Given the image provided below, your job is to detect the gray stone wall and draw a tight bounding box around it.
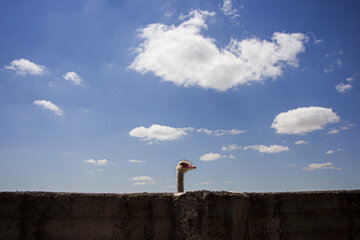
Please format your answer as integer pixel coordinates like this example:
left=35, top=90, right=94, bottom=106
left=0, top=190, right=359, bottom=240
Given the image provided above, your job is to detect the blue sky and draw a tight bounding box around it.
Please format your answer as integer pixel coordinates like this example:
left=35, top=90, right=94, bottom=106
left=1, top=0, right=359, bottom=193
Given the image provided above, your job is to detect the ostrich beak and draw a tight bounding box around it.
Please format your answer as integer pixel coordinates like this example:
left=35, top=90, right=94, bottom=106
left=186, top=164, right=196, bottom=169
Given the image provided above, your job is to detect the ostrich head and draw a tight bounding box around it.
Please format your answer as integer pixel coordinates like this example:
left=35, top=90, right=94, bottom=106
left=176, top=160, right=196, bottom=193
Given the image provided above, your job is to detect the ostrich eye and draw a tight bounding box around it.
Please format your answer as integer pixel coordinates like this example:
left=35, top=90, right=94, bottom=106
left=180, top=162, right=187, bottom=167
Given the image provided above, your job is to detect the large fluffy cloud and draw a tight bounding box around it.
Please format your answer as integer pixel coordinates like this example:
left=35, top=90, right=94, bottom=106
left=129, top=124, right=193, bottom=143
left=271, top=107, right=340, bottom=135
left=5, top=58, right=46, bottom=75
left=130, top=10, right=308, bottom=91
left=33, top=100, right=63, bottom=116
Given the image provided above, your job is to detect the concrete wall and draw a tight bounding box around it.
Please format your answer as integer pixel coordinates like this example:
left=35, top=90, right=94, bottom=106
left=0, top=190, right=359, bottom=240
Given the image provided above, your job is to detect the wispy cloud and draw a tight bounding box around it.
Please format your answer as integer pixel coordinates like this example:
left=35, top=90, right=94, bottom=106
left=271, top=106, right=340, bottom=135
left=63, top=72, right=83, bottom=86
left=328, top=122, right=355, bottom=134
left=130, top=10, right=308, bottom=91
left=311, top=32, right=323, bottom=45
left=198, top=181, right=215, bottom=185
left=222, top=144, right=242, bottom=151
left=83, top=158, right=108, bottom=166
left=302, top=162, right=341, bottom=171
left=326, top=150, right=335, bottom=154
left=5, top=58, right=46, bottom=75
left=129, top=176, right=155, bottom=186
left=128, top=159, right=146, bottom=163
left=33, top=100, right=63, bottom=116
left=220, top=0, right=241, bottom=19
left=243, top=144, right=289, bottom=154
left=196, top=128, right=246, bottom=136
left=295, top=140, right=309, bottom=145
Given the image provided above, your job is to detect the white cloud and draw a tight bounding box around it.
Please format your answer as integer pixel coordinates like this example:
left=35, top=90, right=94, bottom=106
left=271, top=106, right=340, bottom=135
left=196, top=128, right=213, bottom=135
left=295, top=140, right=309, bottom=145
left=328, top=128, right=340, bottom=134
left=335, top=83, right=352, bottom=93
left=311, top=32, right=323, bottom=45
left=220, top=0, right=240, bottom=18
left=196, top=128, right=246, bottom=136
left=227, top=154, right=236, bottom=159
left=302, top=162, right=341, bottom=171
left=214, top=129, right=246, bottom=136
left=326, top=150, right=335, bottom=154
left=5, top=58, right=46, bottom=75
left=129, top=176, right=155, bottom=186
left=198, top=181, right=215, bottom=185
left=83, top=158, right=108, bottom=166
left=63, top=72, right=83, bottom=86
left=243, top=144, right=289, bottom=153
left=33, top=100, right=63, bottom=116
left=224, top=181, right=236, bottom=184
left=129, top=124, right=193, bottom=143
left=200, top=152, right=225, bottom=162
left=130, top=10, right=308, bottom=91
left=346, top=77, right=354, bottom=82
left=128, top=159, right=146, bottom=163
left=222, top=144, right=241, bottom=151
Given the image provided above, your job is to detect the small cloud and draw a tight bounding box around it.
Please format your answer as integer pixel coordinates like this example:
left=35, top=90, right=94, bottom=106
left=200, top=152, right=225, bottom=162
left=302, top=162, right=341, bottom=171
left=196, top=128, right=213, bottom=135
left=63, top=72, right=83, bottom=86
left=5, top=58, right=46, bottom=75
left=214, top=129, right=246, bottom=136
left=295, top=140, right=309, bottom=145
left=129, top=176, right=155, bottom=186
left=129, top=124, right=193, bottom=143
left=227, top=154, right=235, bottom=159
left=326, top=150, right=335, bottom=154
left=222, top=144, right=242, bottom=151
left=83, top=158, right=108, bottom=166
left=220, top=0, right=241, bottom=18
left=128, top=159, right=146, bottom=163
left=288, top=163, right=296, bottom=167
left=48, top=82, right=55, bottom=88
left=243, top=144, right=289, bottom=154
left=164, top=11, right=173, bottom=18
left=167, top=185, right=176, bottom=188
left=271, top=106, right=340, bottom=135
left=33, top=100, right=63, bottom=116
left=311, top=32, right=323, bottom=45
left=198, top=181, right=215, bottom=185
left=196, top=128, right=246, bottom=136
left=335, top=83, right=352, bottom=93
left=328, top=128, right=340, bottom=134
left=224, top=181, right=236, bottom=184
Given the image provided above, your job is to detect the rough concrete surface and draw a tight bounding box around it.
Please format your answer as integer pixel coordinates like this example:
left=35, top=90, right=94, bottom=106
left=0, top=190, right=359, bottom=240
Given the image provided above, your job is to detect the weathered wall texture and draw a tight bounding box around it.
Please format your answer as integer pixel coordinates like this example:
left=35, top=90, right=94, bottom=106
left=0, top=190, right=359, bottom=240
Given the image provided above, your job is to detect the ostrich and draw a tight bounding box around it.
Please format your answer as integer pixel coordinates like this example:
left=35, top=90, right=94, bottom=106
left=176, top=160, right=196, bottom=193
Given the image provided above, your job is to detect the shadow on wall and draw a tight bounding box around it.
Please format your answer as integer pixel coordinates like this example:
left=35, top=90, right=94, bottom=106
left=0, top=190, right=359, bottom=240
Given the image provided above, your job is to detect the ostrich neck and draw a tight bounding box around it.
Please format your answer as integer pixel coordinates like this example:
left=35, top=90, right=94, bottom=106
left=176, top=170, right=184, bottom=193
